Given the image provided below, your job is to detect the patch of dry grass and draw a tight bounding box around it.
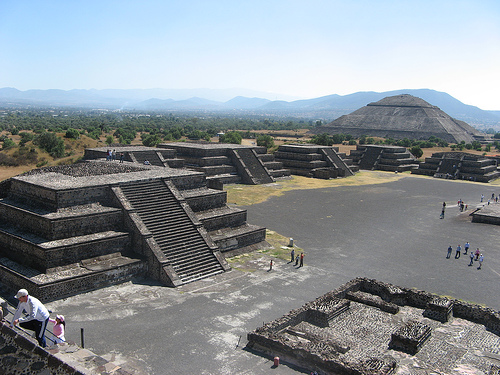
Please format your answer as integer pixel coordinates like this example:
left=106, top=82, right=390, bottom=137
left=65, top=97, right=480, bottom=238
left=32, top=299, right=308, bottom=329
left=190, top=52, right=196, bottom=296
left=226, top=229, right=303, bottom=271
left=225, top=171, right=410, bottom=206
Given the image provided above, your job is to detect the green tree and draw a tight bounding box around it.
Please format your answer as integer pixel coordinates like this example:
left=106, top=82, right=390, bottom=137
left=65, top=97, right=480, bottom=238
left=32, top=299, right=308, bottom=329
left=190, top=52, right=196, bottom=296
left=220, top=131, right=242, bottom=144
left=34, top=132, right=65, bottom=158
left=256, top=134, right=275, bottom=148
left=310, top=133, right=333, bottom=146
left=19, top=132, right=34, bottom=146
left=410, top=145, right=423, bottom=158
left=142, top=134, right=162, bottom=147
left=106, top=135, right=114, bottom=145
left=2, top=137, right=16, bottom=150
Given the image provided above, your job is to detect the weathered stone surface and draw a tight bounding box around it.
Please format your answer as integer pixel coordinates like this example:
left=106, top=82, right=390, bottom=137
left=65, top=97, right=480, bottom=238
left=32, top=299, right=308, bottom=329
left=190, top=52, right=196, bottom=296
left=247, top=277, right=500, bottom=374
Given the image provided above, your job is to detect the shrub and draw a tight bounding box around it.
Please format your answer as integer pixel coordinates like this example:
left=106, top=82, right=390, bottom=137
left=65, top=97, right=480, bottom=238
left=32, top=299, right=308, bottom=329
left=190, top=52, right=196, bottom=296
left=65, top=128, right=80, bottom=139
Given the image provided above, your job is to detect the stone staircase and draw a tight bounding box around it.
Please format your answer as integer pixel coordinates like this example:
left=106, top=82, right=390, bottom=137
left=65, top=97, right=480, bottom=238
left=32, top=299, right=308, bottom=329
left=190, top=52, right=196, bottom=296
left=230, top=148, right=274, bottom=184
left=357, top=146, right=384, bottom=170
left=320, top=148, right=355, bottom=177
left=130, top=150, right=165, bottom=167
left=119, top=180, right=224, bottom=284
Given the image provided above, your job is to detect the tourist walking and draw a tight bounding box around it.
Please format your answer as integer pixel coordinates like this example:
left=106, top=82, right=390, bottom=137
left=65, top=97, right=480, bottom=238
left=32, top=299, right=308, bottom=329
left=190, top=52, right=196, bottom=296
left=478, top=254, right=484, bottom=269
left=481, top=194, right=484, bottom=202
left=464, top=242, right=470, bottom=254
left=299, top=253, right=304, bottom=267
left=294, top=254, right=300, bottom=266
left=447, top=245, right=452, bottom=259
left=268, top=259, right=273, bottom=271
left=469, top=251, right=474, bottom=266
left=455, top=245, right=461, bottom=259
left=475, top=248, right=481, bottom=260
left=440, top=206, right=445, bottom=219
left=290, top=248, right=295, bottom=263
left=11, top=289, right=50, bottom=347
left=49, top=315, right=66, bottom=344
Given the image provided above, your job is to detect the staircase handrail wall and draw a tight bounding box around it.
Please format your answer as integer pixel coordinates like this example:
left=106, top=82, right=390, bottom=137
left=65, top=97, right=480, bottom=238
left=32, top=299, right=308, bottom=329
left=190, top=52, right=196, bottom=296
left=229, top=149, right=258, bottom=185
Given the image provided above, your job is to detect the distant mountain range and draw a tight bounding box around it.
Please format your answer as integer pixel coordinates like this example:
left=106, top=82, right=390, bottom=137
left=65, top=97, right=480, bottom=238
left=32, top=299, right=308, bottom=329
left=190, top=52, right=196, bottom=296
left=0, top=87, right=498, bottom=127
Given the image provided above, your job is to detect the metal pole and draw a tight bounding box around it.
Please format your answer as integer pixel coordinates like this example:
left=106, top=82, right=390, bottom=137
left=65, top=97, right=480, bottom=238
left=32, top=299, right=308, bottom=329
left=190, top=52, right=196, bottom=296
left=80, top=328, right=85, bottom=348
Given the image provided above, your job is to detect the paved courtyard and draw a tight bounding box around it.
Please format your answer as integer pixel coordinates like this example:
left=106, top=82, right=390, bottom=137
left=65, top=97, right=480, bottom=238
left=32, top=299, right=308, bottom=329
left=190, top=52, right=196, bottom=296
left=5, top=173, right=499, bottom=374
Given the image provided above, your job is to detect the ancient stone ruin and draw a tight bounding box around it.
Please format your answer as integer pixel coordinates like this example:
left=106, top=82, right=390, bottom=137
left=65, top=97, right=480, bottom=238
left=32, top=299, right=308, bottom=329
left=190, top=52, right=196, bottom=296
left=0, top=160, right=267, bottom=300
left=247, top=277, right=500, bottom=374
left=311, top=94, right=486, bottom=144
left=159, top=142, right=290, bottom=185
left=412, top=151, right=500, bottom=182
left=85, top=143, right=291, bottom=186
left=273, top=144, right=357, bottom=179
left=349, top=144, right=418, bottom=172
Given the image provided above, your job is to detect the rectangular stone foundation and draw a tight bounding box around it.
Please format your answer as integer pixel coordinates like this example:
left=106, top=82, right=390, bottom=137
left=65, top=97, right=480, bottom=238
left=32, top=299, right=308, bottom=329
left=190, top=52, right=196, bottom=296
left=423, top=297, right=453, bottom=322
left=389, top=320, right=431, bottom=355
left=305, top=298, right=350, bottom=327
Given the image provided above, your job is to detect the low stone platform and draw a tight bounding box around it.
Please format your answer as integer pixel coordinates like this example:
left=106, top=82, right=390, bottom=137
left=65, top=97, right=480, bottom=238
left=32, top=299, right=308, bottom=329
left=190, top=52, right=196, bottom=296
left=247, top=278, right=500, bottom=375
left=471, top=204, right=500, bottom=225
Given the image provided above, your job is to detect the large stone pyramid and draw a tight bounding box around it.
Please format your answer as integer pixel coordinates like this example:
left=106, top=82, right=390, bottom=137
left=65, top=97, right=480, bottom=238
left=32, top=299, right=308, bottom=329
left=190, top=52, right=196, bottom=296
left=311, top=94, right=484, bottom=143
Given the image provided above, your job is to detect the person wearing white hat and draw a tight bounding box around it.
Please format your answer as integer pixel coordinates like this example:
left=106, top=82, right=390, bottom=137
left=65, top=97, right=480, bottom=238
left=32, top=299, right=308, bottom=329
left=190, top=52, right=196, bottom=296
left=11, top=289, right=50, bottom=347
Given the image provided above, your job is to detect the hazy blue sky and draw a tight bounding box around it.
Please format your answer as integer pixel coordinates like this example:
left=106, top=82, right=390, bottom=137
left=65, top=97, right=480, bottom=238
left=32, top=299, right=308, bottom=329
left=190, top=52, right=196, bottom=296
left=1, top=0, right=499, bottom=109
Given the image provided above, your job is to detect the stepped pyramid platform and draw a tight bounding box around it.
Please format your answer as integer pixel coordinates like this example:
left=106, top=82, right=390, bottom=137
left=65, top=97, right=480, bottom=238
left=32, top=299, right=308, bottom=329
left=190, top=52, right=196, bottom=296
left=412, top=152, right=500, bottom=182
left=349, top=144, right=419, bottom=172
left=159, top=142, right=290, bottom=185
left=274, top=144, right=356, bottom=179
left=0, top=161, right=267, bottom=300
left=311, top=94, right=485, bottom=144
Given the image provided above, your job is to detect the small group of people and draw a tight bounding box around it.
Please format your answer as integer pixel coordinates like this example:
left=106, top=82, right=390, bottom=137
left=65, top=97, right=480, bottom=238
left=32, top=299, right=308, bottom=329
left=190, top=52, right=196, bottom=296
left=457, top=199, right=467, bottom=212
left=290, top=248, right=305, bottom=267
left=441, top=199, right=469, bottom=218
left=105, top=149, right=116, bottom=161
left=9, top=289, right=66, bottom=347
left=446, top=243, right=484, bottom=269
left=480, top=193, right=499, bottom=205
left=106, top=149, right=125, bottom=162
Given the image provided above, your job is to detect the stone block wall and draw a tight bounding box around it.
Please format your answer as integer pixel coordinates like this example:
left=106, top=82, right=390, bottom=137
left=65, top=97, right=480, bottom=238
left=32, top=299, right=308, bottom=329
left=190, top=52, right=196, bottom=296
left=183, top=191, right=227, bottom=212
left=0, top=202, right=123, bottom=241
left=0, top=257, right=146, bottom=302
left=0, top=322, right=85, bottom=375
left=0, top=230, right=131, bottom=272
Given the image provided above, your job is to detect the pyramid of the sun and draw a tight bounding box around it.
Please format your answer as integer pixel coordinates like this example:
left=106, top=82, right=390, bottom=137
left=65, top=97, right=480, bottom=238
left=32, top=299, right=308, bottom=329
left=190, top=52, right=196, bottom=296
left=311, top=94, right=484, bottom=143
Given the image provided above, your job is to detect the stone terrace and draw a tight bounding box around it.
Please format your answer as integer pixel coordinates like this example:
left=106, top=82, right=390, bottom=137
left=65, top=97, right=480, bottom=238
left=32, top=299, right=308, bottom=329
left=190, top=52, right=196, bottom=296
left=274, top=144, right=356, bottom=179
left=412, top=151, right=500, bottom=183
left=160, top=142, right=290, bottom=185
left=0, top=161, right=266, bottom=300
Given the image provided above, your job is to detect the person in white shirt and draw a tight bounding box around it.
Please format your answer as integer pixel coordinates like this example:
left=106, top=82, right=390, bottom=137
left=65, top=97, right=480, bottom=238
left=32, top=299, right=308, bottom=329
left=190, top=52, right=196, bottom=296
left=11, top=289, right=50, bottom=347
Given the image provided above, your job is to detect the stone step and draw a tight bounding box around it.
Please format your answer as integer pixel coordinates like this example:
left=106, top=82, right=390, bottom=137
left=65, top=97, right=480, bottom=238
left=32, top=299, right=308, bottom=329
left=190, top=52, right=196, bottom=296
left=120, top=181, right=224, bottom=285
